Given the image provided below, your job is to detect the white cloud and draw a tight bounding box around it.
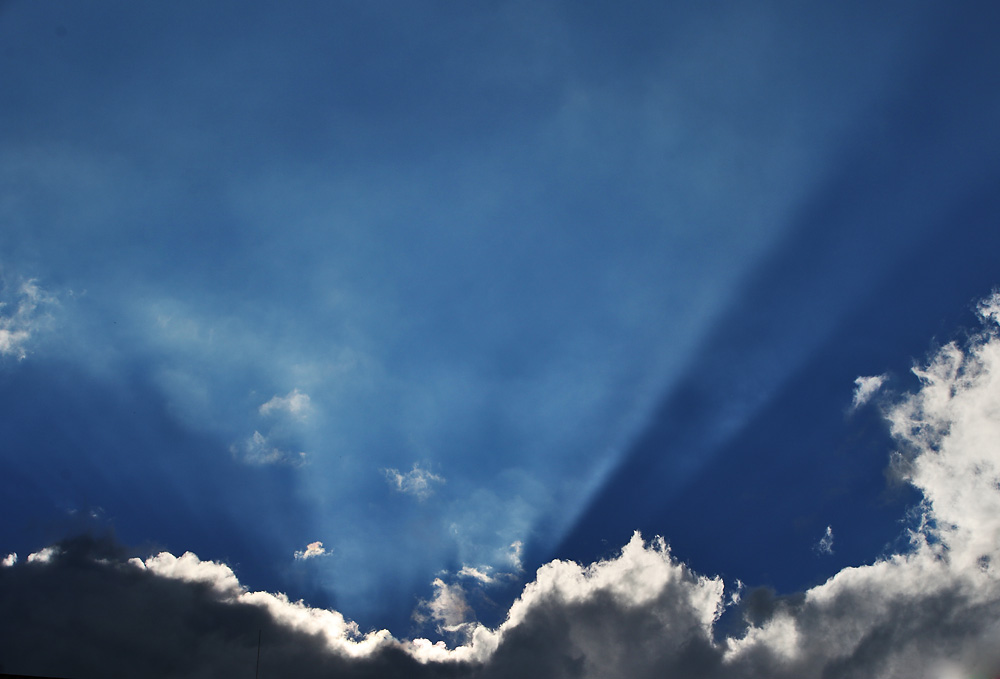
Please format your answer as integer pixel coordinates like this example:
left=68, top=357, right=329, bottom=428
left=26, top=546, right=59, bottom=564
left=507, top=540, right=524, bottom=572
left=132, top=549, right=394, bottom=659
left=230, top=431, right=307, bottom=466
left=814, top=525, right=834, bottom=555
left=1, top=552, right=16, bottom=567
left=457, top=565, right=496, bottom=585
left=415, top=578, right=474, bottom=633
left=9, top=293, right=1000, bottom=678
left=383, top=463, right=444, bottom=500
left=294, top=541, right=329, bottom=561
left=0, top=277, right=56, bottom=360
left=260, top=388, right=313, bottom=420
left=851, top=373, right=887, bottom=410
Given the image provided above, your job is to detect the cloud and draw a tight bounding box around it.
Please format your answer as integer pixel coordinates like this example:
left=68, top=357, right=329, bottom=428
left=850, top=373, right=887, bottom=410
left=415, top=578, right=474, bottom=634
left=1, top=553, right=15, bottom=567
left=457, top=565, right=496, bottom=585
left=507, top=540, right=524, bottom=572
left=260, top=388, right=313, bottom=420
left=383, top=464, right=445, bottom=500
left=814, top=525, right=834, bottom=555
left=25, top=546, right=59, bottom=564
left=294, top=541, right=329, bottom=561
left=4, top=294, right=1000, bottom=678
left=0, top=277, right=56, bottom=360
left=231, top=431, right=307, bottom=466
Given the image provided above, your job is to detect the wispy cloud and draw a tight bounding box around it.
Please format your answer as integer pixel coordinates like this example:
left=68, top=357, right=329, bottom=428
left=814, top=525, right=834, bottom=555
left=413, top=578, right=475, bottom=639
left=294, top=541, right=329, bottom=561
left=457, top=565, right=496, bottom=585
left=260, top=388, right=313, bottom=420
left=851, top=373, right=888, bottom=410
left=230, top=431, right=307, bottom=466
left=383, top=464, right=444, bottom=500
left=0, top=277, right=56, bottom=360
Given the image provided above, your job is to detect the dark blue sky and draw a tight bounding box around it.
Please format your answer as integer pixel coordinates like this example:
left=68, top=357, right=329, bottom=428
left=2, top=0, right=1000, bottom=637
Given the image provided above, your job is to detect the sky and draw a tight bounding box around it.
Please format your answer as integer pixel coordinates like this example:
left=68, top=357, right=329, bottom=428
left=2, top=1, right=1000, bottom=677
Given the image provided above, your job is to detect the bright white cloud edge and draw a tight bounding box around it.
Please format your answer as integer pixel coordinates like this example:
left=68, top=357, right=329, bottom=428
left=13, top=293, right=1000, bottom=677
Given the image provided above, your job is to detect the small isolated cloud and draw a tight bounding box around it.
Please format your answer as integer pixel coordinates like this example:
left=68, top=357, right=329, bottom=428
left=231, top=431, right=307, bottom=466
left=260, top=388, right=313, bottom=420
left=851, top=373, right=888, bottom=410
left=26, top=546, right=59, bottom=564
left=0, top=277, right=56, bottom=360
left=294, top=541, right=328, bottom=561
left=383, top=464, right=444, bottom=500
left=1, top=553, right=16, bottom=567
left=814, top=525, right=834, bottom=555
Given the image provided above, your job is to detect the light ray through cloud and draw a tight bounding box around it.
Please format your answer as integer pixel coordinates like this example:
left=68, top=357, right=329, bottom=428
left=2, top=1, right=1000, bottom=668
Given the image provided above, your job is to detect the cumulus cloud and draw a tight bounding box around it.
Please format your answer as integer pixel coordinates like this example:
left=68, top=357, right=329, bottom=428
left=383, top=463, right=445, bottom=500
left=294, top=541, right=329, bottom=560
left=814, top=525, right=834, bottom=555
left=851, top=373, right=887, bottom=410
left=5, top=294, right=1000, bottom=678
left=0, top=277, right=56, bottom=360
left=1, top=552, right=16, bottom=567
left=231, top=430, right=307, bottom=466
left=260, top=388, right=313, bottom=420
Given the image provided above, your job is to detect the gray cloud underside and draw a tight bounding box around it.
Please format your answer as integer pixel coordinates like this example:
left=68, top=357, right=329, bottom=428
left=4, top=295, right=1000, bottom=679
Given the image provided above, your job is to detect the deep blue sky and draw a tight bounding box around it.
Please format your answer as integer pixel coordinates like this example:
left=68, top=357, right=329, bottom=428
left=2, top=0, right=1000, bottom=636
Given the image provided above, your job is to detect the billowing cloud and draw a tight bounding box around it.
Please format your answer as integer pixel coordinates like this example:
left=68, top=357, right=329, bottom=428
left=294, top=541, right=328, bottom=561
left=851, top=373, right=887, bottom=410
left=0, top=277, right=55, bottom=360
left=260, top=388, right=313, bottom=420
left=383, top=464, right=445, bottom=500
left=5, top=295, right=1000, bottom=678
left=1, top=553, right=15, bottom=567
left=814, top=525, right=834, bottom=555
left=231, top=430, right=307, bottom=466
